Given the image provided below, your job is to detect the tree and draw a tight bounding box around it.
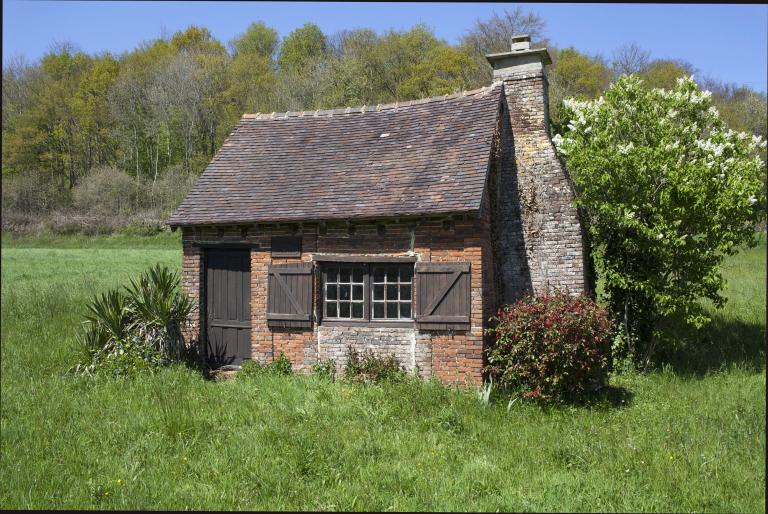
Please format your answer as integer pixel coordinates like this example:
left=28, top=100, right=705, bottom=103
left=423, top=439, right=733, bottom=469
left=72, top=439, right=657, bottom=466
left=548, top=47, right=612, bottom=130
left=278, top=23, right=330, bottom=71
left=229, top=21, right=279, bottom=60
left=273, top=23, right=332, bottom=110
left=641, top=59, right=696, bottom=90
left=460, top=7, right=548, bottom=88
left=553, top=75, right=766, bottom=363
left=611, top=42, right=650, bottom=77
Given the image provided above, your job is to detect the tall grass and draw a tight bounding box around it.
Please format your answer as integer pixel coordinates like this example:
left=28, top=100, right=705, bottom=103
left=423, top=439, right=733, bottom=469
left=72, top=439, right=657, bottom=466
left=0, top=234, right=764, bottom=511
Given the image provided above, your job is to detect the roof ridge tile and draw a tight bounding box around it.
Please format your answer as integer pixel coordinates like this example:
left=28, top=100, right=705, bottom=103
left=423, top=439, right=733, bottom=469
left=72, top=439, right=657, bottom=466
left=240, top=82, right=503, bottom=122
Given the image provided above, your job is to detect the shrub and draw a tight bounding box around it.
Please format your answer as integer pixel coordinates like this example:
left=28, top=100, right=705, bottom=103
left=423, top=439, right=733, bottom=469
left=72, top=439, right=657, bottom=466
left=269, top=353, right=293, bottom=376
left=237, top=359, right=263, bottom=379
left=237, top=353, right=293, bottom=379
left=72, top=166, right=142, bottom=217
left=342, top=346, right=406, bottom=384
left=485, top=291, right=613, bottom=402
left=73, top=264, right=195, bottom=377
left=147, top=165, right=200, bottom=216
left=312, top=358, right=336, bottom=381
left=1, top=170, right=70, bottom=213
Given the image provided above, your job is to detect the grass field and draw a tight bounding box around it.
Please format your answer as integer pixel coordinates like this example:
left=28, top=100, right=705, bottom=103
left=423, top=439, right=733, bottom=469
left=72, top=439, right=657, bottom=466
left=1, top=233, right=765, bottom=511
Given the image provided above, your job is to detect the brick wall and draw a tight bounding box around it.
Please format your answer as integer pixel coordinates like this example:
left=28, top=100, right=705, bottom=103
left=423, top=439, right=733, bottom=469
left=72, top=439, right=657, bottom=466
left=181, top=241, right=202, bottom=345
left=180, top=216, right=493, bottom=386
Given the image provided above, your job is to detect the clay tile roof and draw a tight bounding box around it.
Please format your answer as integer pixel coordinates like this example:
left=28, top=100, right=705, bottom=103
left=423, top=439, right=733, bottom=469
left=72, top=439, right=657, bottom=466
left=168, top=82, right=504, bottom=226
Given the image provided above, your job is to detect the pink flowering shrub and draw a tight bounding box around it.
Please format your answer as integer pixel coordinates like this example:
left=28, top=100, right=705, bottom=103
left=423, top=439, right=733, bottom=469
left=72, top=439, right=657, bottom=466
left=485, top=291, right=613, bottom=402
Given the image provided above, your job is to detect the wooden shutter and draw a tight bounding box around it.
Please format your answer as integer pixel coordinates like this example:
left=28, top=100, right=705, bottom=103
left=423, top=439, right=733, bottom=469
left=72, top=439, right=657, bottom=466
left=415, top=262, right=470, bottom=330
left=267, top=262, right=313, bottom=328
left=271, top=236, right=302, bottom=258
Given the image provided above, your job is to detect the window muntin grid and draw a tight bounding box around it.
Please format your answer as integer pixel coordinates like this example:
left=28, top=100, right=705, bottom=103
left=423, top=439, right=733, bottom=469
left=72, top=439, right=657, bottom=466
left=321, top=263, right=414, bottom=323
left=371, top=265, right=413, bottom=320
left=323, top=265, right=365, bottom=319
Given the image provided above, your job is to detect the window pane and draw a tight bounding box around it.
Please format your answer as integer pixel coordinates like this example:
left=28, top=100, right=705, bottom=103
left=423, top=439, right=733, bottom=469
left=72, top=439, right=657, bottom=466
left=352, top=285, right=363, bottom=300
left=386, top=266, right=398, bottom=282
left=340, top=268, right=350, bottom=283
left=373, top=267, right=385, bottom=282
left=327, top=267, right=338, bottom=282
left=400, top=284, right=411, bottom=300
left=352, top=302, right=363, bottom=318
left=400, top=303, right=411, bottom=319
left=327, top=302, right=337, bottom=318
left=386, top=284, right=397, bottom=300
left=339, top=302, right=350, bottom=318
left=339, top=285, right=350, bottom=300
left=352, top=267, right=364, bottom=283
left=386, top=302, right=398, bottom=318
left=326, top=284, right=337, bottom=300
left=373, top=303, right=384, bottom=318
left=373, top=285, right=384, bottom=300
left=401, top=266, right=413, bottom=282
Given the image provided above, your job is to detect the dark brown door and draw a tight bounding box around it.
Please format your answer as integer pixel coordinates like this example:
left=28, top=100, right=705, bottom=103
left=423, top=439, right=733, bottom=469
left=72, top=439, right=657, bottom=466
left=205, top=249, right=251, bottom=366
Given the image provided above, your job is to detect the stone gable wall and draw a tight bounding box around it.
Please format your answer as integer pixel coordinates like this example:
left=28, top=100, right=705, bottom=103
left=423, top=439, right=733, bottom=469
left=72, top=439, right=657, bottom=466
left=500, top=72, right=587, bottom=295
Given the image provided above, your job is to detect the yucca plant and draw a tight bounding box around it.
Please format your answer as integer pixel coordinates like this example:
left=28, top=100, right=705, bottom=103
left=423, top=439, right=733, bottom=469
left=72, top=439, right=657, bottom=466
left=82, top=289, right=133, bottom=349
left=74, top=264, right=195, bottom=376
left=125, top=264, right=192, bottom=360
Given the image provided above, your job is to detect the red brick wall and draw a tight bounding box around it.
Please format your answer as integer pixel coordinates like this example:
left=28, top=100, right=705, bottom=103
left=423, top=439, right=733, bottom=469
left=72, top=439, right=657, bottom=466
left=180, top=216, right=497, bottom=386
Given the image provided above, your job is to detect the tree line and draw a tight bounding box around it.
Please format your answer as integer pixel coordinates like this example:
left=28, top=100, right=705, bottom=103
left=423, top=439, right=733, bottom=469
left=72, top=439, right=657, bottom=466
left=2, top=8, right=766, bottom=234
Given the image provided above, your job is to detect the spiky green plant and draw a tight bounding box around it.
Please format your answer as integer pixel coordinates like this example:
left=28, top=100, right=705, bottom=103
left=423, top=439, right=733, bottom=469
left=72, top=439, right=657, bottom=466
left=125, top=264, right=192, bottom=360
left=74, top=264, right=195, bottom=375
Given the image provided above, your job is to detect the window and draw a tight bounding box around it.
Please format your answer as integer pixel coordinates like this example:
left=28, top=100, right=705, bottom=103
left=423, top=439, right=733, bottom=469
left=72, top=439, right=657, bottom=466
left=371, top=265, right=412, bottom=320
left=323, top=264, right=365, bottom=319
left=321, top=263, right=414, bottom=323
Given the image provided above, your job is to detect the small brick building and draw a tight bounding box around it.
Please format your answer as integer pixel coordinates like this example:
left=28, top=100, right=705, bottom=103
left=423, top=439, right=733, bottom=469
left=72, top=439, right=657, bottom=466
left=169, top=37, right=587, bottom=385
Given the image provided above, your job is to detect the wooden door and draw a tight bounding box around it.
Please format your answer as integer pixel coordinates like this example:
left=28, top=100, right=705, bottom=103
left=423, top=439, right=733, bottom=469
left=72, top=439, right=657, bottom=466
left=205, top=248, right=251, bottom=366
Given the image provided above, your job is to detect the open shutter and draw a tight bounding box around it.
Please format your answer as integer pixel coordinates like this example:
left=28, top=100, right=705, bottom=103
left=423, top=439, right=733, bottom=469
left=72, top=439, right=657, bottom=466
left=267, top=262, right=313, bottom=328
left=415, top=262, right=471, bottom=331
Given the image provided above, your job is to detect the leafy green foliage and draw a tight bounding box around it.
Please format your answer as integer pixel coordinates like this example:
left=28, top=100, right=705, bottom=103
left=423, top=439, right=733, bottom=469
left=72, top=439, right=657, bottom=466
left=237, top=359, right=263, bottom=379
left=237, top=353, right=293, bottom=380
left=230, top=22, right=279, bottom=59
left=278, top=23, right=329, bottom=71
left=311, top=358, right=336, bottom=381
left=486, top=291, right=613, bottom=402
left=2, top=10, right=766, bottom=238
left=270, top=353, right=293, bottom=376
left=555, top=75, right=766, bottom=361
left=74, top=264, right=194, bottom=376
left=342, top=346, right=407, bottom=384
left=548, top=47, right=612, bottom=129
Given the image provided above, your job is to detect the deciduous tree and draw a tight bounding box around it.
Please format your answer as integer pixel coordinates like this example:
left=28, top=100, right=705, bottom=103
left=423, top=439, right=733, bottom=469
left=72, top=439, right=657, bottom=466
left=554, top=75, right=766, bottom=363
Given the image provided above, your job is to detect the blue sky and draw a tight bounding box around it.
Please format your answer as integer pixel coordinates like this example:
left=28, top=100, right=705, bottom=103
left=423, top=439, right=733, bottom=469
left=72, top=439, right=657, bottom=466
left=3, top=2, right=767, bottom=92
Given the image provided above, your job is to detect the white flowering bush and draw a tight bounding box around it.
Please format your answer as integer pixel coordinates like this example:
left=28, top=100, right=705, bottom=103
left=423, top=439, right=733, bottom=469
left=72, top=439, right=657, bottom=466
left=555, top=75, right=766, bottom=362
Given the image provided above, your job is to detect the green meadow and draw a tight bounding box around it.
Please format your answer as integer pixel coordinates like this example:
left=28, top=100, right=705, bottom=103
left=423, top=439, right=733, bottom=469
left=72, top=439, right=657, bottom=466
left=1, top=233, right=764, bottom=511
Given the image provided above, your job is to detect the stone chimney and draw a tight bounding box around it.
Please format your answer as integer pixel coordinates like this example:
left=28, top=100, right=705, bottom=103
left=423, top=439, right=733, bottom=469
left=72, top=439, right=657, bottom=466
left=485, top=34, right=552, bottom=134
left=485, top=35, right=588, bottom=297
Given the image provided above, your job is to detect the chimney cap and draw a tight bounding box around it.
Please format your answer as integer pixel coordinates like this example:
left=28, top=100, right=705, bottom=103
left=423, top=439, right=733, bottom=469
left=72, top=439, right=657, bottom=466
left=485, top=39, right=552, bottom=68
left=510, top=34, right=531, bottom=51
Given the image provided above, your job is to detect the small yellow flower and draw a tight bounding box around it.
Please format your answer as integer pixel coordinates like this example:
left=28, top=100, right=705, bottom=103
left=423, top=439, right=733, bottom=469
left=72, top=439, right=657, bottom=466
left=116, top=479, right=123, bottom=485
